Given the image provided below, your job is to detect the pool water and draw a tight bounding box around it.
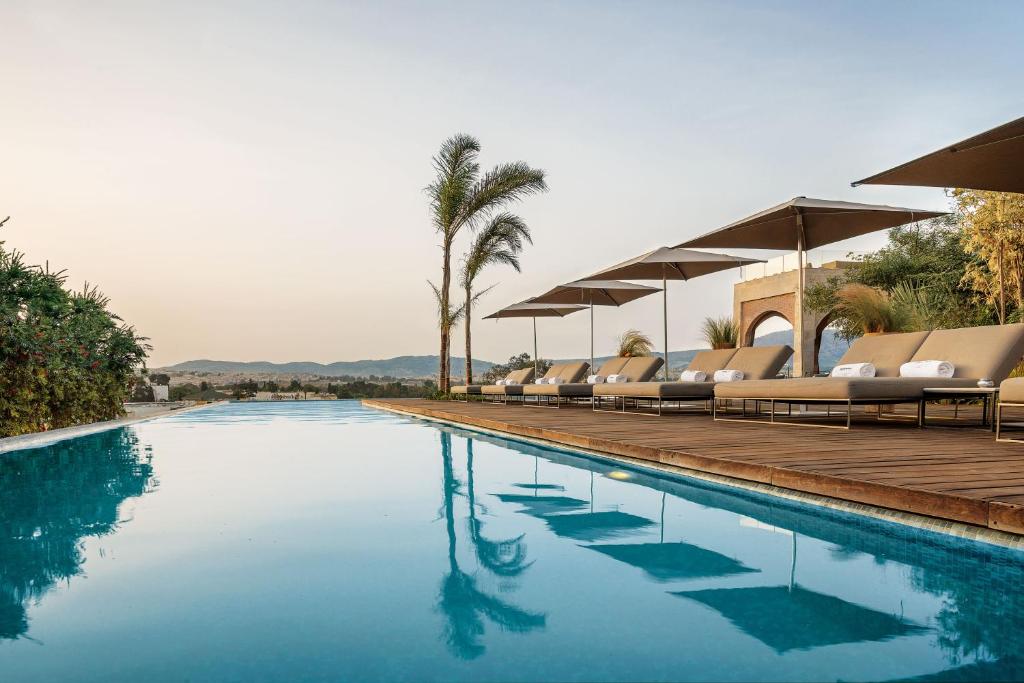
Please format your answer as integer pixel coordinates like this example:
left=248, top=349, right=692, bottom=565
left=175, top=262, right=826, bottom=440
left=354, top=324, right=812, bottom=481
left=1, top=401, right=1022, bottom=682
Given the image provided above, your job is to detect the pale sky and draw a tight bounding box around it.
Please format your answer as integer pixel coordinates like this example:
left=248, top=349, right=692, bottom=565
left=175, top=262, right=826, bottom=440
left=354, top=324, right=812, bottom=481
left=3, top=1, right=1022, bottom=368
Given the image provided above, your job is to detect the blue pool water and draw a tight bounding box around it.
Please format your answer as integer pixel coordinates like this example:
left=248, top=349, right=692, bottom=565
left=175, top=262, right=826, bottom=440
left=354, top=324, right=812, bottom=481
left=1, top=401, right=1023, bottom=682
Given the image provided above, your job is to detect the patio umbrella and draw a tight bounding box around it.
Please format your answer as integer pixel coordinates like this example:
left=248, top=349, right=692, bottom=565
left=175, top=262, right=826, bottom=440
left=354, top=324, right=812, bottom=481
left=853, top=115, right=1024, bottom=194
left=678, top=197, right=945, bottom=352
left=584, top=247, right=763, bottom=380
left=483, top=302, right=587, bottom=377
left=530, top=280, right=661, bottom=372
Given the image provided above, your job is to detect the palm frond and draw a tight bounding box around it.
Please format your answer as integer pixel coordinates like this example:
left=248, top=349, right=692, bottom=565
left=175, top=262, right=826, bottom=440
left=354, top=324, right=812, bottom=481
left=426, top=134, right=481, bottom=236
left=460, top=213, right=532, bottom=289
left=458, top=163, right=547, bottom=231
left=429, top=280, right=466, bottom=329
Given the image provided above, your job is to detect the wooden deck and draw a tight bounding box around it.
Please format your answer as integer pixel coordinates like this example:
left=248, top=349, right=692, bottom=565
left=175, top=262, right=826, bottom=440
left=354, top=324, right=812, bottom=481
left=363, top=398, right=1024, bottom=536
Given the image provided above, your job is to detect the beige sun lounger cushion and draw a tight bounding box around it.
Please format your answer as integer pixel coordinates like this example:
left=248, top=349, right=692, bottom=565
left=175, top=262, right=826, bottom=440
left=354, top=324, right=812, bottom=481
left=480, top=367, right=537, bottom=395
left=909, top=323, right=1024, bottom=382
left=684, top=349, right=738, bottom=376
left=716, top=324, right=1024, bottom=401
left=524, top=358, right=627, bottom=397
left=834, top=331, right=930, bottom=377
left=453, top=366, right=537, bottom=394
left=1000, top=377, right=1024, bottom=403
left=594, top=345, right=792, bottom=399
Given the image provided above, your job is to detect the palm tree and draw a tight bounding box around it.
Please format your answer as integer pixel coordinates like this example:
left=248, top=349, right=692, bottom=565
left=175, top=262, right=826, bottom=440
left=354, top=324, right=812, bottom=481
left=427, top=135, right=547, bottom=392
left=460, top=213, right=532, bottom=384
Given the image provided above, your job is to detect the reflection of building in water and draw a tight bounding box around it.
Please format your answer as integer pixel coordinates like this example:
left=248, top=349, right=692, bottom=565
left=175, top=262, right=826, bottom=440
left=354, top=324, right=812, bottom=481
left=0, top=429, right=155, bottom=640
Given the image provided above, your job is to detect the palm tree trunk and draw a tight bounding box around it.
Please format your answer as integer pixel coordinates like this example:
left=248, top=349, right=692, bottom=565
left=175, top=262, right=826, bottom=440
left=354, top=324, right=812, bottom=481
left=464, top=284, right=473, bottom=385
left=439, top=241, right=452, bottom=392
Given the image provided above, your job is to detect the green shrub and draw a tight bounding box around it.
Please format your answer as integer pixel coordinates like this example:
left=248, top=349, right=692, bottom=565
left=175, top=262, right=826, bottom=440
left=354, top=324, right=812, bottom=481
left=0, top=227, right=149, bottom=436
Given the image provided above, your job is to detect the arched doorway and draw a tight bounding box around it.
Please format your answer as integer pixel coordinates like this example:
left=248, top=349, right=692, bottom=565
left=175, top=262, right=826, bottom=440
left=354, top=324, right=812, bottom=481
left=744, top=310, right=793, bottom=347
left=746, top=310, right=795, bottom=376
left=814, top=312, right=850, bottom=375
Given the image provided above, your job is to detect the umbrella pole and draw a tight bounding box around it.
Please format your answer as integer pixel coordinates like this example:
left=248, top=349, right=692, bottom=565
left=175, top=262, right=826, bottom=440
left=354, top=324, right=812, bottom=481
left=795, top=211, right=807, bottom=378
left=590, top=302, right=595, bottom=373
left=662, top=269, right=669, bottom=381
left=533, top=316, right=539, bottom=376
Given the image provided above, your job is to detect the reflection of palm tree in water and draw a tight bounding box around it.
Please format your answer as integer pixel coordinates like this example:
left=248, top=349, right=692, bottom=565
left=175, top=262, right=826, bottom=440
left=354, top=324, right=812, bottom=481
left=465, top=440, right=531, bottom=577
left=0, top=429, right=155, bottom=640
left=436, top=432, right=545, bottom=659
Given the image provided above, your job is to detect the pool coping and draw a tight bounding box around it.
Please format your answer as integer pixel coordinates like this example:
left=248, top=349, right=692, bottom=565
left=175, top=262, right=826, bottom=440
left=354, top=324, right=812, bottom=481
left=365, top=399, right=1024, bottom=551
left=0, top=401, right=227, bottom=454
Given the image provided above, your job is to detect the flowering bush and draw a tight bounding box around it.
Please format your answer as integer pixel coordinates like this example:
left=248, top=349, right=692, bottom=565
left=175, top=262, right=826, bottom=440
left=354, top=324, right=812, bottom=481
left=0, top=228, right=149, bottom=437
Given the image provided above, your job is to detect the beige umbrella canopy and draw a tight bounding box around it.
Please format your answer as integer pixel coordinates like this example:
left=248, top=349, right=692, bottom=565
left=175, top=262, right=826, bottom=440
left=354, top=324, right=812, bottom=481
left=530, top=280, right=661, bottom=372
left=584, top=247, right=763, bottom=380
left=853, top=115, right=1024, bottom=194
left=483, top=302, right=587, bottom=376
left=678, top=197, right=946, bottom=336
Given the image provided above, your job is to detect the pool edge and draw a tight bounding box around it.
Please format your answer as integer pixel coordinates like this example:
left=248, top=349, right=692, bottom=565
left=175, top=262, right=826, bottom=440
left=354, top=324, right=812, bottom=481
left=0, top=401, right=229, bottom=454
left=364, top=399, right=1024, bottom=551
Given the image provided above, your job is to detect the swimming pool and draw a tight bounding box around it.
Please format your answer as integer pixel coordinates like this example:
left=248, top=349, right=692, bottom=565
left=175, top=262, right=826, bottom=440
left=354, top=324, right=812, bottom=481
left=1, top=401, right=1021, bottom=682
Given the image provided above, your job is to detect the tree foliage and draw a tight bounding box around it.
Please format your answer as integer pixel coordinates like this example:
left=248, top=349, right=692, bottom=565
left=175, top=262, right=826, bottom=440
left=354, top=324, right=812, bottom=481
left=805, top=217, right=994, bottom=339
left=0, top=225, right=150, bottom=436
left=481, top=352, right=550, bottom=383
left=954, top=189, right=1024, bottom=322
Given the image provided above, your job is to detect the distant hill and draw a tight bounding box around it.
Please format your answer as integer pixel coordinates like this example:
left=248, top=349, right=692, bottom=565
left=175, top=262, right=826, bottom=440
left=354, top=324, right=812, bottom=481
left=160, top=355, right=493, bottom=379
left=162, top=331, right=850, bottom=380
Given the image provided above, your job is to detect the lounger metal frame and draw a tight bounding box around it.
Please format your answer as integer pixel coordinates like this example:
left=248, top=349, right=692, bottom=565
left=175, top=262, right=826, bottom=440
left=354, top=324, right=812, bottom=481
left=593, top=394, right=712, bottom=416
left=996, top=401, right=1024, bottom=443
left=712, top=397, right=924, bottom=430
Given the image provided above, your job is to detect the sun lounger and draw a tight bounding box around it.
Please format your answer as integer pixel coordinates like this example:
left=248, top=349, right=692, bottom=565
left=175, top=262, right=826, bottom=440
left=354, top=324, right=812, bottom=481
left=474, top=367, right=537, bottom=403
left=524, top=358, right=663, bottom=407
left=593, top=345, right=793, bottom=415
left=997, top=377, right=1024, bottom=442
left=482, top=363, right=581, bottom=403
left=715, top=324, right=1024, bottom=429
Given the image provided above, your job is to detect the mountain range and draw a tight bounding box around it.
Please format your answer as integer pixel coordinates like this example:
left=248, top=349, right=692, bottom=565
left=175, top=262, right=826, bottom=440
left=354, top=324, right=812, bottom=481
left=160, top=330, right=849, bottom=379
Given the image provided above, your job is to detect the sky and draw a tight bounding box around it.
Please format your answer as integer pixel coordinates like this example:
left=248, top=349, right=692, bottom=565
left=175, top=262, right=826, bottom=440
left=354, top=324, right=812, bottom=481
left=2, top=0, right=1023, bottom=368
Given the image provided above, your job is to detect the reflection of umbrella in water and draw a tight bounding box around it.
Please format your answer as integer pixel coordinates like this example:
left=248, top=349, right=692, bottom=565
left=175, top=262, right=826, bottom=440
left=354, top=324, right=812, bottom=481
left=513, top=456, right=564, bottom=492
left=492, top=493, right=589, bottom=516
left=540, top=472, right=654, bottom=542
left=673, top=526, right=924, bottom=653
left=585, top=493, right=759, bottom=582
left=673, top=584, right=926, bottom=653
left=496, top=470, right=654, bottom=541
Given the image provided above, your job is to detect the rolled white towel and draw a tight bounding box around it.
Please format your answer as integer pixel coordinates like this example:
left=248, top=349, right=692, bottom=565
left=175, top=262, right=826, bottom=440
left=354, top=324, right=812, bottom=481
left=606, top=374, right=628, bottom=383
left=830, top=362, right=876, bottom=378
left=495, top=379, right=506, bottom=386
left=534, top=378, right=548, bottom=384
left=587, top=374, right=605, bottom=384
left=900, top=360, right=955, bottom=378
left=548, top=377, right=566, bottom=385
left=679, top=370, right=707, bottom=383
left=504, top=380, right=520, bottom=386
left=713, top=369, right=744, bottom=383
